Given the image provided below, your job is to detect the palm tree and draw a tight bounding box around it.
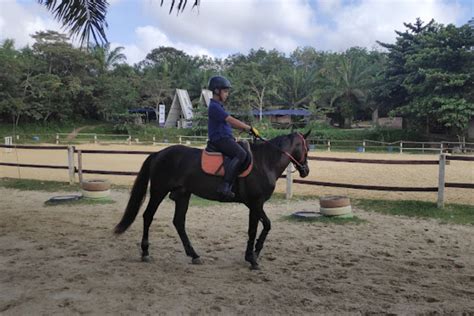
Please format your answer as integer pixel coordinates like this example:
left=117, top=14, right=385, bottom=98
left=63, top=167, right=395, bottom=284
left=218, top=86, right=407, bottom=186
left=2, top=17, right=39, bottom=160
left=37, top=0, right=200, bottom=48
left=325, top=53, right=372, bottom=128
left=90, top=43, right=126, bottom=72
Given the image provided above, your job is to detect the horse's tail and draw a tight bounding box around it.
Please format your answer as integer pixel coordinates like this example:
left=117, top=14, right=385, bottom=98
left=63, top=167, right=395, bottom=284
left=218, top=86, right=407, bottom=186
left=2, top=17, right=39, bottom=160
left=114, top=154, right=153, bottom=234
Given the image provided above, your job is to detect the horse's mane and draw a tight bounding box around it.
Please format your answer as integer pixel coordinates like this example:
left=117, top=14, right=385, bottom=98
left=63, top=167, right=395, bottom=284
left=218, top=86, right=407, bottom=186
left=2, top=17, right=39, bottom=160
left=250, top=134, right=294, bottom=165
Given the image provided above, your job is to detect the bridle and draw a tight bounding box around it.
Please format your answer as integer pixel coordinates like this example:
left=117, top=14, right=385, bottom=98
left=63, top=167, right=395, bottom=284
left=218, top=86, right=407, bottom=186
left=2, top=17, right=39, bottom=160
left=255, top=132, right=308, bottom=171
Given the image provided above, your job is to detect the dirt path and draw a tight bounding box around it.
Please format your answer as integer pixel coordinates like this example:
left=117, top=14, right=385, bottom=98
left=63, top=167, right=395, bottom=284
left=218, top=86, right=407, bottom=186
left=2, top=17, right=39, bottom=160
left=65, top=126, right=94, bottom=141
left=0, top=188, right=473, bottom=314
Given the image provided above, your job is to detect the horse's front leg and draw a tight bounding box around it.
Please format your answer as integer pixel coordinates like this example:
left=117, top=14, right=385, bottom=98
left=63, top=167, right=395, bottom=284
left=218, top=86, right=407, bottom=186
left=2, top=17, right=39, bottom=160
left=245, top=207, right=261, bottom=270
left=255, top=210, right=271, bottom=258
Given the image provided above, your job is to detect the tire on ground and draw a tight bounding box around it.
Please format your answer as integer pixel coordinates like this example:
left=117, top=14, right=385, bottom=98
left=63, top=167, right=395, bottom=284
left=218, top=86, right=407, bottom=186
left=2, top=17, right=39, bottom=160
left=320, top=205, right=352, bottom=216
left=319, top=195, right=350, bottom=208
left=81, top=189, right=111, bottom=199
left=81, top=179, right=110, bottom=191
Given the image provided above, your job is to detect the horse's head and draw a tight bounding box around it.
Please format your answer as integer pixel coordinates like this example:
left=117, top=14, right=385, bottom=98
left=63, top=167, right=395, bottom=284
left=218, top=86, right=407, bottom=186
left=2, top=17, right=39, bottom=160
left=289, top=130, right=311, bottom=178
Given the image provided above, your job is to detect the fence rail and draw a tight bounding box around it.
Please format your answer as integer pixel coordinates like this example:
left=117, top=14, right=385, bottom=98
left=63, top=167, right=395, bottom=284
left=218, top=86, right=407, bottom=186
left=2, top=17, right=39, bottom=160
left=1, top=143, right=473, bottom=208
left=3, top=132, right=474, bottom=154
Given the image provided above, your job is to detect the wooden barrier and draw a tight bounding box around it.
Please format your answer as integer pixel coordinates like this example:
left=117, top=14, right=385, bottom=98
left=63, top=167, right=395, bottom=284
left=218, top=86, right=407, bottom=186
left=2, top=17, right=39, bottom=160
left=1, top=144, right=473, bottom=209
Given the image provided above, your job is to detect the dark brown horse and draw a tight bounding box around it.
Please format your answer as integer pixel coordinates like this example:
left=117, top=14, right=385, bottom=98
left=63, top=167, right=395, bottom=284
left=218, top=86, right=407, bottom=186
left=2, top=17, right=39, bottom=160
left=114, top=131, right=311, bottom=269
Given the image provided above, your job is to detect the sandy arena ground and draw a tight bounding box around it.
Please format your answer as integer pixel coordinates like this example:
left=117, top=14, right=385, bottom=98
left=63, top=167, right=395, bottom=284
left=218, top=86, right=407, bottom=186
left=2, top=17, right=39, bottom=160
left=0, top=187, right=473, bottom=314
left=1, top=143, right=473, bottom=204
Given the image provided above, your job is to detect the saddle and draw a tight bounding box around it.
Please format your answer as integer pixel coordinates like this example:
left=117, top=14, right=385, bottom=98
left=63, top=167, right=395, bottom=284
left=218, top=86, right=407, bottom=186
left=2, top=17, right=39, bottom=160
left=201, top=140, right=253, bottom=177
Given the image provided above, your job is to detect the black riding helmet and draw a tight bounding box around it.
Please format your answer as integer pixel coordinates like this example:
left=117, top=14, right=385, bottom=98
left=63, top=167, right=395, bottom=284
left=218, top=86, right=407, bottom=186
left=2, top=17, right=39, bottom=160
left=208, top=76, right=231, bottom=94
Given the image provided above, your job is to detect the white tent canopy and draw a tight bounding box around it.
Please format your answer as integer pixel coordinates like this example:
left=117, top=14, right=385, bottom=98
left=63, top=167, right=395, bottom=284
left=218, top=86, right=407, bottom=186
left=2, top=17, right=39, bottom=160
left=164, top=89, right=194, bottom=128
left=199, top=89, right=212, bottom=107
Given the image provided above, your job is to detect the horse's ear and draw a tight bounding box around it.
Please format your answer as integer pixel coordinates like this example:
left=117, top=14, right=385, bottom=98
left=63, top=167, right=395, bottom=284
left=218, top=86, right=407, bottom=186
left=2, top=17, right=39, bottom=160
left=303, top=129, right=311, bottom=139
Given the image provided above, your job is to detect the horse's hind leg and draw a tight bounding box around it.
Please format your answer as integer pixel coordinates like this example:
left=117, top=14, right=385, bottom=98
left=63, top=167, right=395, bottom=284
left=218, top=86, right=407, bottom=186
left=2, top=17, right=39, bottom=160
left=141, top=190, right=167, bottom=262
left=172, top=191, right=201, bottom=264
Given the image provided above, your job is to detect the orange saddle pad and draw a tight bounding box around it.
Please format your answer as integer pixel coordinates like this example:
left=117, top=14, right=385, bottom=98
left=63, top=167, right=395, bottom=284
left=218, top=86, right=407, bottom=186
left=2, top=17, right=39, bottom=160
left=201, top=150, right=253, bottom=177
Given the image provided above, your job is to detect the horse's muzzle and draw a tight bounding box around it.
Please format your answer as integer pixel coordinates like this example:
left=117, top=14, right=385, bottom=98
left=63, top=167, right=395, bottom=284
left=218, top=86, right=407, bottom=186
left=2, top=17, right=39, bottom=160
left=298, top=165, right=309, bottom=178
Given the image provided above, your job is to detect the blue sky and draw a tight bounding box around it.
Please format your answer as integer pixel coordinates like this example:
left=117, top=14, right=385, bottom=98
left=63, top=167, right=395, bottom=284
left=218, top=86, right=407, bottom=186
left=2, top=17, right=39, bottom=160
left=1, top=0, right=472, bottom=64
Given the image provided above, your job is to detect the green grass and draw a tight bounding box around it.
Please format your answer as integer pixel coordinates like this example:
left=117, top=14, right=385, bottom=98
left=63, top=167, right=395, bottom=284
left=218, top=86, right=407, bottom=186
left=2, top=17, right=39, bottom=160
left=281, top=214, right=366, bottom=224
left=1, top=121, right=430, bottom=145
left=44, top=197, right=115, bottom=207
left=355, top=199, right=474, bottom=225
left=189, top=195, right=220, bottom=207
left=0, top=178, right=81, bottom=192
left=3, top=179, right=472, bottom=226
left=0, top=178, right=128, bottom=193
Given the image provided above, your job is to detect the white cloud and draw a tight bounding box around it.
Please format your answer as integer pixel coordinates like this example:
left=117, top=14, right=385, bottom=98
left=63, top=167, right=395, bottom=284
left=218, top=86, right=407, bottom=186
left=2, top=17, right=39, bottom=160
left=318, top=0, right=466, bottom=51
left=116, top=25, right=214, bottom=65
left=0, top=0, right=62, bottom=48
left=142, top=0, right=318, bottom=55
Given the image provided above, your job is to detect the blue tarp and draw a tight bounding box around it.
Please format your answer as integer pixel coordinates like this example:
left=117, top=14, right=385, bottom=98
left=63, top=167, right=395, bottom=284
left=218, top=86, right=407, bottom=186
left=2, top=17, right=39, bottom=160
left=251, top=109, right=311, bottom=116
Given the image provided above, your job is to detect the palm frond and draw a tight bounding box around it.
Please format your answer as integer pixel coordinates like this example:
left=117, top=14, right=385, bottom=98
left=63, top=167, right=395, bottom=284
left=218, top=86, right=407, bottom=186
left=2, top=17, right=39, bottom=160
left=38, top=0, right=108, bottom=48
left=163, top=0, right=200, bottom=14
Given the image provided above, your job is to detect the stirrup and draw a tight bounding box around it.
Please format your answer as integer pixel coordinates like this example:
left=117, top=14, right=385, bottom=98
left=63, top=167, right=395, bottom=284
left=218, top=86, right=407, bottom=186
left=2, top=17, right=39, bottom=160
left=217, top=183, right=235, bottom=198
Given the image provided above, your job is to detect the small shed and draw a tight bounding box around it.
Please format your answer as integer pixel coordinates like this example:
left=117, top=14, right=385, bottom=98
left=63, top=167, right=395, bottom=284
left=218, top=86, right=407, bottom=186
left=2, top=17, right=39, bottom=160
left=165, top=89, right=194, bottom=128
left=128, top=107, right=157, bottom=123
left=251, top=109, right=311, bottom=126
left=199, top=89, right=212, bottom=107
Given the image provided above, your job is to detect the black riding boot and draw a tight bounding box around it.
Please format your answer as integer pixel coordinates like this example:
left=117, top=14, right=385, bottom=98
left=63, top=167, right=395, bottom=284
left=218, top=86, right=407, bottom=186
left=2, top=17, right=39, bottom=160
left=217, top=157, right=241, bottom=199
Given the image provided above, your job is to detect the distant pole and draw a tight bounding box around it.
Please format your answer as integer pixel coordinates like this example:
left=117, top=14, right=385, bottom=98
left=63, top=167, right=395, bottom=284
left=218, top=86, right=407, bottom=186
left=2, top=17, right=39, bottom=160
left=286, top=164, right=293, bottom=199
left=77, top=150, right=83, bottom=185
left=437, top=154, right=446, bottom=209
left=327, top=140, right=331, bottom=152
left=67, top=146, right=75, bottom=185
left=400, top=141, right=403, bottom=154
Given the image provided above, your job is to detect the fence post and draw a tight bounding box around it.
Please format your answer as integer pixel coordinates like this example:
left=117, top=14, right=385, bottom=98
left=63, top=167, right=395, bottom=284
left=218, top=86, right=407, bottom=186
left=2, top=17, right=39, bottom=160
left=422, top=143, right=425, bottom=154
left=286, top=164, right=293, bottom=199
left=437, top=154, right=446, bottom=209
left=400, top=141, right=403, bottom=154
left=4, top=136, right=13, bottom=153
left=94, top=134, right=97, bottom=144
left=179, top=136, right=182, bottom=144
left=440, top=142, right=444, bottom=154
left=362, top=140, right=366, bottom=153
left=56, top=133, right=59, bottom=145
left=127, top=136, right=131, bottom=145
left=77, top=150, right=83, bottom=185
left=327, top=140, right=331, bottom=152
left=153, top=136, right=156, bottom=146
left=67, top=146, right=75, bottom=185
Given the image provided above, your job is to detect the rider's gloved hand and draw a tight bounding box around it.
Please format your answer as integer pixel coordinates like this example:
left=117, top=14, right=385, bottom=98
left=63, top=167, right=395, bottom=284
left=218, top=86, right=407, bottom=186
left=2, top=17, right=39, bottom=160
left=249, top=126, right=260, bottom=138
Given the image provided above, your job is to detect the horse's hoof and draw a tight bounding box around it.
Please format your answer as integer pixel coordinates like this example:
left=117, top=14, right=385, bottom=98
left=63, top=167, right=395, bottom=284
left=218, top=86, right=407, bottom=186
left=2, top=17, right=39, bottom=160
left=192, top=257, right=202, bottom=265
left=141, top=255, right=152, bottom=263
left=250, top=263, right=260, bottom=270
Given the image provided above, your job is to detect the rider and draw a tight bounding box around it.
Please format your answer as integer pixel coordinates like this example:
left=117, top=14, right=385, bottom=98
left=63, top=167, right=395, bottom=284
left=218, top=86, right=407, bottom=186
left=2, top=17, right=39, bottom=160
left=207, top=75, right=260, bottom=199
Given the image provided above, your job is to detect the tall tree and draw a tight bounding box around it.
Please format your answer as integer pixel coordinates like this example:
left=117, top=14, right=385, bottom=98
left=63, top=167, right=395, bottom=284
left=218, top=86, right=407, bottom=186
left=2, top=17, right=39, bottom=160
left=322, top=48, right=377, bottom=128
left=227, top=49, right=287, bottom=120
left=378, top=19, right=474, bottom=136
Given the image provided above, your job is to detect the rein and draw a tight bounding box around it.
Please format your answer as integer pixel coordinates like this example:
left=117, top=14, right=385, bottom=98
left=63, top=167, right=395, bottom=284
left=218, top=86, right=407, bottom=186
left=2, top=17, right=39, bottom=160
left=255, top=133, right=308, bottom=170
